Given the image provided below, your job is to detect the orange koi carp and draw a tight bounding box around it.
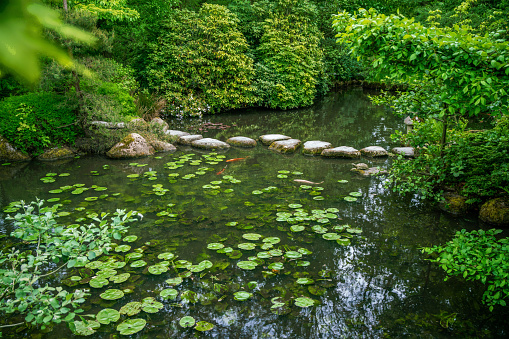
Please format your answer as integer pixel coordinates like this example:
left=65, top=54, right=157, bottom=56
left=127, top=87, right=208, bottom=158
left=226, top=157, right=248, bottom=163
left=293, top=179, right=324, bottom=185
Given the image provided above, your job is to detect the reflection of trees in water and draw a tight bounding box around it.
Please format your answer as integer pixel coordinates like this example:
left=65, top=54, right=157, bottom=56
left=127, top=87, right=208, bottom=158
left=206, top=89, right=403, bottom=149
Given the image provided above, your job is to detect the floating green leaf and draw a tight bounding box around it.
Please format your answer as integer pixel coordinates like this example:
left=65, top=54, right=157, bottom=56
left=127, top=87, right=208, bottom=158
left=130, top=260, right=147, bottom=268
left=179, top=316, right=196, bottom=328
left=148, top=264, right=167, bottom=275
left=123, top=235, right=138, bottom=243
left=157, top=252, right=175, bottom=260
left=160, top=288, right=178, bottom=300
left=296, top=278, right=314, bottom=285
left=100, top=289, right=124, bottom=300
left=237, top=261, right=257, bottom=270
left=323, top=233, right=341, bottom=240
left=207, top=243, right=225, bottom=250
left=284, top=251, right=302, bottom=259
left=110, top=273, right=130, bottom=284
left=268, top=262, right=284, bottom=270
left=72, top=320, right=100, bottom=336
left=294, top=296, right=315, bottom=307
left=96, top=308, right=120, bottom=325
left=117, top=318, right=146, bottom=335
left=195, top=321, right=215, bottom=332
left=263, top=237, right=280, bottom=244
left=337, top=180, right=348, bottom=183
left=119, top=302, right=142, bottom=316
left=141, top=297, right=164, bottom=313
left=291, top=225, right=305, bottom=232
left=165, top=277, right=183, bottom=286
left=89, top=277, right=109, bottom=288
left=344, top=197, right=357, bottom=202
left=238, top=243, right=256, bottom=250
left=115, top=245, right=131, bottom=253
left=234, top=291, right=252, bottom=301
left=242, top=233, right=262, bottom=241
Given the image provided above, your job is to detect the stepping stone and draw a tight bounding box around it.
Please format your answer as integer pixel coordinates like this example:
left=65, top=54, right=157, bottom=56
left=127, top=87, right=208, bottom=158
left=150, top=140, right=176, bottom=153
left=165, top=130, right=190, bottom=137
left=302, top=141, right=332, bottom=156
left=360, top=146, right=388, bottom=157
left=351, top=167, right=388, bottom=177
left=268, top=139, right=301, bottom=154
left=178, top=134, right=203, bottom=145
left=392, top=147, right=415, bottom=157
left=227, top=136, right=257, bottom=147
left=37, top=146, right=76, bottom=161
left=259, top=134, right=291, bottom=146
left=321, top=146, right=360, bottom=158
left=191, top=138, right=231, bottom=150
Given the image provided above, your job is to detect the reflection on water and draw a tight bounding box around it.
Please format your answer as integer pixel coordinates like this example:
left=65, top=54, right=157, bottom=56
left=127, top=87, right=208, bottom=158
left=0, top=88, right=507, bottom=338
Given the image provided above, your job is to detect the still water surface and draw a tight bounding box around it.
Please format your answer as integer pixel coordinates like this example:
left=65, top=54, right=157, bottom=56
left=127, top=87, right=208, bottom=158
left=1, top=88, right=507, bottom=338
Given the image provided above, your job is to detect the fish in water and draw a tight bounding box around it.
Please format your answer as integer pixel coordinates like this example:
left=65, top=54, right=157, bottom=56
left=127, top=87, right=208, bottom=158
left=216, top=167, right=227, bottom=175
left=226, top=157, right=248, bottom=163
left=293, top=179, right=324, bottom=185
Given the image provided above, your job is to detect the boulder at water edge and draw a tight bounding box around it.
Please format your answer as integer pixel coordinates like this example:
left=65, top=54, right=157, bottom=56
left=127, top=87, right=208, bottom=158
left=480, top=197, right=509, bottom=226
left=392, top=147, right=415, bottom=157
left=0, top=135, right=31, bottom=161
left=37, top=146, right=76, bottom=161
left=302, top=141, right=332, bottom=156
left=227, top=136, right=257, bottom=147
left=178, top=134, right=203, bottom=145
left=259, top=134, right=291, bottom=146
left=351, top=166, right=388, bottom=177
left=150, top=140, right=177, bottom=153
left=360, top=146, right=388, bottom=157
left=321, top=146, right=360, bottom=158
left=269, top=139, right=301, bottom=153
left=150, top=118, right=169, bottom=132
left=191, top=138, right=230, bottom=150
left=106, top=133, right=155, bottom=158
left=439, top=193, right=470, bottom=216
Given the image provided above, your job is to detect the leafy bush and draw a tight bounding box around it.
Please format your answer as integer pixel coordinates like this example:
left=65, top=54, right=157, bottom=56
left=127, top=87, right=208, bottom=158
left=422, top=228, right=509, bottom=311
left=146, top=4, right=257, bottom=117
left=0, top=92, right=79, bottom=154
left=387, top=117, right=509, bottom=202
left=255, top=0, right=324, bottom=109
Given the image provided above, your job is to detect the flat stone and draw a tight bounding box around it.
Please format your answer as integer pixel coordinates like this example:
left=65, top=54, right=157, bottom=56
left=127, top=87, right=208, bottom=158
left=106, top=133, right=155, bottom=159
left=90, top=121, right=125, bottom=129
left=191, top=138, right=230, bottom=150
left=178, top=134, right=203, bottom=145
left=150, top=140, right=176, bottom=153
left=360, top=146, right=388, bottom=157
left=227, top=136, right=257, bottom=147
left=351, top=167, right=388, bottom=177
left=150, top=118, right=169, bottom=132
left=268, top=139, right=301, bottom=154
left=392, top=147, right=415, bottom=157
left=302, top=141, right=332, bottom=156
left=353, top=163, right=369, bottom=170
left=165, top=130, right=190, bottom=137
left=259, top=134, right=291, bottom=146
left=37, top=146, right=76, bottom=161
left=0, top=135, right=31, bottom=161
left=321, top=146, right=360, bottom=158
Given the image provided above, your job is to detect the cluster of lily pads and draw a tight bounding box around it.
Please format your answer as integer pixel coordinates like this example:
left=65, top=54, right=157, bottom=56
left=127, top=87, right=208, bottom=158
left=3, top=150, right=371, bottom=337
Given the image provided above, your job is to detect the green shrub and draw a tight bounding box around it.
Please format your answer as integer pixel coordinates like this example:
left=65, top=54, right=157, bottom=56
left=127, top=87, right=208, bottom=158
left=423, top=228, right=509, bottom=311
left=254, top=0, right=324, bottom=109
left=146, top=4, right=257, bottom=116
left=0, top=92, right=79, bottom=154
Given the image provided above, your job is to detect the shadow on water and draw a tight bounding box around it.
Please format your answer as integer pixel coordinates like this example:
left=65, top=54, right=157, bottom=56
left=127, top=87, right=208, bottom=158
left=0, top=88, right=507, bottom=338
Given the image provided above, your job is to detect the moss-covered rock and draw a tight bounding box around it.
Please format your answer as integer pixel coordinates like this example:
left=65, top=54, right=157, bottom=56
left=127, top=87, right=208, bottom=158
left=360, top=146, right=388, bottom=157
left=178, top=134, right=203, bottom=145
left=149, top=140, right=176, bottom=153
left=259, top=134, right=291, bottom=146
left=480, top=198, right=509, bottom=226
left=321, top=146, right=360, bottom=158
left=439, top=193, right=470, bottom=216
left=302, top=141, right=331, bottom=156
left=150, top=118, right=169, bottom=132
left=37, top=146, right=76, bottom=161
left=0, top=135, right=31, bottom=161
left=106, top=133, right=155, bottom=159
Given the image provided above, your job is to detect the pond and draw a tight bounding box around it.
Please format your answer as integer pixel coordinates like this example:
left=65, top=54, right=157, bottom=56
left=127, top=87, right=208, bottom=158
left=1, top=88, right=507, bottom=338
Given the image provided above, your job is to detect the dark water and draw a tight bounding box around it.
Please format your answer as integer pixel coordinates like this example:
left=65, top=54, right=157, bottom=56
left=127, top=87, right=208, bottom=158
left=1, top=88, right=507, bottom=338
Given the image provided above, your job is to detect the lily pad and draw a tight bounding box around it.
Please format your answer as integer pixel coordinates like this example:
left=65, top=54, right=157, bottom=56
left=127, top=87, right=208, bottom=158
left=242, top=233, right=262, bottom=241
left=344, top=196, right=357, bottom=202
left=291, top=225, right=305, bottom=232
left=148, top=264, right=168, bottom=275
left=125, top=252, right=143, bottom=261
left=237, top=261, right=257, bottom=270
left=96, top=308, right=120, bottom=325
left=349, top=191, right=362, bottom=197
left=130, top=260, right=147, bottom=268
left=238, top=243, right=256, bottom=250
left=89, top=277, right=109, bottom=288
left=257, top=252, right=271, bottom=259
left=141, top=297, right=164, bottom=313
left=207, top=243, right=225, bottom=250
left=323, top=233, right=341, bottom=240
left=284, top=251, right=302, bottom=259
left=160, top=288, right=179, bottom=300
left=288, top=204, right=302, bottom=209
left=179, top=316, right=196, bottom=328
left=72, top=320, right=100, bottom=336
left=165, top=277, right=183, bottom=286
left=115, top=245, right=131, bottom=253
left=268, top=249, right=283, bottom=257
left=263, top=237, right=280, bottom=244
left=119, top=302, right=142, bottom=316
left=296, top=278, right=314, bottom=285
left=337, top=180, right=348, bottom=183
left=100, top=289, right=124, bottom=300
left=123, top=235, right=138, bottom=243
left=157, top=252, right=175, bottom=260
left=195, top=321, right=215, bottom=332
left=117, top=318, right=146, bottom=335
left=268, top=262, right=284, bottom=270
left=234, top=291, right=252, bottom=301
left=337, top=238, right=351, bottom=246
left=110, top=273, right=131, bottom=284
left=181, top=290, right=199, bottom=303
left=294, top=296, right=315, bottom=308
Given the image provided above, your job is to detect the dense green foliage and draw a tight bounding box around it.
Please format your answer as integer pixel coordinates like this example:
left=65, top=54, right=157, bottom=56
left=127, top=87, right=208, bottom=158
left=422, top=228, right=509, bottom=311
left=0, top=92, right=79, bottom=154
left=146, top=4, right=257, bottom=116
left=0, top=200, right=136, bottom=330
left=388, top=117, right=509, bottom=202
